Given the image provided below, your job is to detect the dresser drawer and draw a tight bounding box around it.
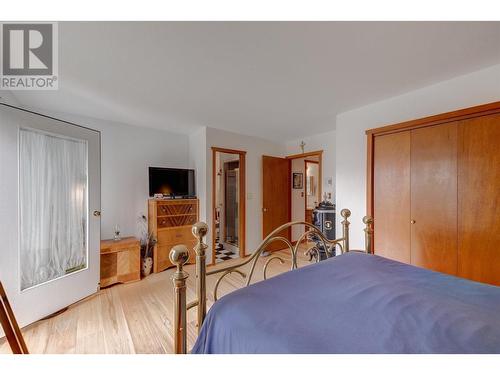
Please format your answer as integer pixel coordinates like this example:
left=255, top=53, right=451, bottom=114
left=157, top=214, right=197, bottom=228
left=149, top=198, right=199, bottom=273
left=157, top=202, right=197, bottom=216
left=158, top=226, right=193, bottom=245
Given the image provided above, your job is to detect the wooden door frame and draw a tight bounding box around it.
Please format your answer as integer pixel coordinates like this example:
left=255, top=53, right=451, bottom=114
left=211, top=147, right=246, bottom=265
left=223, top=160, right=239, bottom=245
left=286, top=150, right=323, bottom=224
left=304, top=159, right=320, bottom=221
left=366, top=100, right=500, bottom=254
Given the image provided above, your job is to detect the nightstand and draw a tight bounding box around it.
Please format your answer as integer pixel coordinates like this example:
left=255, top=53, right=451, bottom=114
left=100, top=237, right=141, bottom=288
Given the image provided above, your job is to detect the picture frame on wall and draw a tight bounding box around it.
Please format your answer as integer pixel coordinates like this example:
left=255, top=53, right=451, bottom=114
left=293, top=172, right=303, bottom=189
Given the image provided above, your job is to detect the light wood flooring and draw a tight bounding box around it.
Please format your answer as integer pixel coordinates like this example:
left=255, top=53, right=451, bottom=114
left=0, top=249, right=311, bottom=354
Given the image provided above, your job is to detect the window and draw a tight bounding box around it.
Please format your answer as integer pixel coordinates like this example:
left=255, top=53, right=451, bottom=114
left=19, top=128, right=88, bottom=290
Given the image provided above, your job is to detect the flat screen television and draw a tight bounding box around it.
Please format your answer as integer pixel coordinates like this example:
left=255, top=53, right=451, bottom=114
left=149, top=167, right=196, bottom=198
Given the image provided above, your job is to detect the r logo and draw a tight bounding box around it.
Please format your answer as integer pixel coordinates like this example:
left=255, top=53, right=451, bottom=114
left=2, top=23, right=53, bottom=76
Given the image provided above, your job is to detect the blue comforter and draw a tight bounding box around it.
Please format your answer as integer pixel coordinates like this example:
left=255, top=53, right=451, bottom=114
left=192, top=252, right=500, bottom=353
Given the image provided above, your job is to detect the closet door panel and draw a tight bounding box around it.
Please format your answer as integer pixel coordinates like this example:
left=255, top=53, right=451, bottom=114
left=410, top=123, right=457, bottom=275
left=374, top=132, right=411, bottom=263
left=458, top=114, right=500, bottom=286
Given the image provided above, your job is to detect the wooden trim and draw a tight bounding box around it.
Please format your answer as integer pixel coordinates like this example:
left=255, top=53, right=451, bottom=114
left=211, top=148, right=246, bottom=265
left=289, top=159, right=292, bottom=226
left=366, top=132, right=375, bottom=223
left=211, top=149, right=216, bottom=265
left=304, top=159, right=308, bottom=222
left=304, top=159, right=322, bottom=222
left=286, top=149, right=323, bottom=219
left=0, top=282, right=29, bottom=354
left=240, top=153, right=246, bottom=259
left=211, top=146, right=248, bottom=155
left=318, top=152, right=323, bottom=202
left=286, top=150, right=323, bottom=160
left=366, top=101, right=500, bottom=136
left=286, top=151, right=323, bottom=239
left=366, top=101, right=500, bottom=255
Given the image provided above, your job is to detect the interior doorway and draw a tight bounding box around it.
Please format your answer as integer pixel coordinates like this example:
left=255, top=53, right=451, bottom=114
left=261, top=150, right=323, bottom=250
left=287, top=151, right=323, bottom=243
left=211, top=147, right=246, bottom=264
left=305, top=159, right=320, bottom=224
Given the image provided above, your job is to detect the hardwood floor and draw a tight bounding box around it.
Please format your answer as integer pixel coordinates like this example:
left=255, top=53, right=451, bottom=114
left=0, top=249, right=311, bottom=354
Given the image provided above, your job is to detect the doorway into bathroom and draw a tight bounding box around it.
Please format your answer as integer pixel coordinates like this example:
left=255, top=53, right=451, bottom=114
left=211, top=147, right=246, bottom=264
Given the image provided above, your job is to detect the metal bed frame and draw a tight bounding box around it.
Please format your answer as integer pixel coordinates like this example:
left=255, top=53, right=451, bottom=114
left=169, top=208, right=374, bottom=353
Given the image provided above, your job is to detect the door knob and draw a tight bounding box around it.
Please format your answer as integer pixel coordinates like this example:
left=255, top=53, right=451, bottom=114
left=263, top=208, right=268, bottom=212
left=93, top=210, right=101, bottom=217
left=410, top=220, right=416, bottom=224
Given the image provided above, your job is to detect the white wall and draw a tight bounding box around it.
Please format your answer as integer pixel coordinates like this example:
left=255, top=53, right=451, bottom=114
left=188, top=127, right=208, bottom=225
left=285, top=129, right=336, bottom=202
left=202, top=127, right=286, bottom=262
left=20, top=109, right=191, bottom=240
left=96, top=119, right=190, bottom=239
left=335, top=63, right=500, bottom=249
left=0, top=92, right=21, bottom=106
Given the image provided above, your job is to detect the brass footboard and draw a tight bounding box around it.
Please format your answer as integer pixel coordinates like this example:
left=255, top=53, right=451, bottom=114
left=169, top=209, right=374, bottom=353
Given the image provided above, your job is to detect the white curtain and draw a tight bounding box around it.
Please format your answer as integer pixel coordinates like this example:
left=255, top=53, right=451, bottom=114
left=20, top=128, right=88, bottom=290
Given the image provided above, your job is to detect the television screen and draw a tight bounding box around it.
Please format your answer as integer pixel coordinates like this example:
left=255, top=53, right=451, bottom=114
left=149, top=167, right=195, bottom=197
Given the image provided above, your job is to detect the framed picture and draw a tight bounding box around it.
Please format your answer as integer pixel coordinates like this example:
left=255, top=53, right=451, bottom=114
left=293, top=172, right=303, bottom=189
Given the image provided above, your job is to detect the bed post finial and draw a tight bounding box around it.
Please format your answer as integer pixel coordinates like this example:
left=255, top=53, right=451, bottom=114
left=362, top=216, right=374, bottom=254
left=192, top=222, right=208, bottom=333
left=170, top=244, right=189, bottom=354
left=340, top=209, right=351, bottom=252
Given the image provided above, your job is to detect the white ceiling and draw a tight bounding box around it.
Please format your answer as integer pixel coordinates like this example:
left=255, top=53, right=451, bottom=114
left=8, top=22, right=500, bottom=141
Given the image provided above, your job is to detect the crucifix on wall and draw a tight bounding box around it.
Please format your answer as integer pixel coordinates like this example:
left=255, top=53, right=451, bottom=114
left=300, top=141, right=305, bottom=153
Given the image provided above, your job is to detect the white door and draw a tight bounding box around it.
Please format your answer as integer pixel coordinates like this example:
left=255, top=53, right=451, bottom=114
left=0, top=104, right=100, bottom=330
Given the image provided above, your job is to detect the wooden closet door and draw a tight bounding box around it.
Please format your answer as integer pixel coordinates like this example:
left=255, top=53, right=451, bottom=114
left=410, top=123, right=457, bottom=275
left=458, top=114, right=500, bottom=286
left=374, top=132, right=411, bottom=263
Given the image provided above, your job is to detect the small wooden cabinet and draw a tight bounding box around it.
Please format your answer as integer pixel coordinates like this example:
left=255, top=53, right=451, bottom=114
left=100, top=237, right=141, bottom=288
left=148, top=198, right=199, bottom=273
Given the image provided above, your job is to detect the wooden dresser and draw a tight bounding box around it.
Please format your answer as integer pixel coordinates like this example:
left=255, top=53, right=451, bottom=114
left=148, top=198, right=199, bottom=273
left=100, top=237, right=141, bottom=288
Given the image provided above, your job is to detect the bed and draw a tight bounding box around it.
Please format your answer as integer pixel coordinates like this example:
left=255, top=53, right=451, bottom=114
left=192, top=252, right=500, bottom=353
left=168, top=209, right=500, bottom=354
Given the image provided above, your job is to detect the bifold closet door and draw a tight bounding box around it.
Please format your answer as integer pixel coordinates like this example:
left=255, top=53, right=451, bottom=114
left=410, top=123, right=457, bottom=275
left=458, top=114, right=500, bottom=286
left=373, top=132, right=411, bottom=263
